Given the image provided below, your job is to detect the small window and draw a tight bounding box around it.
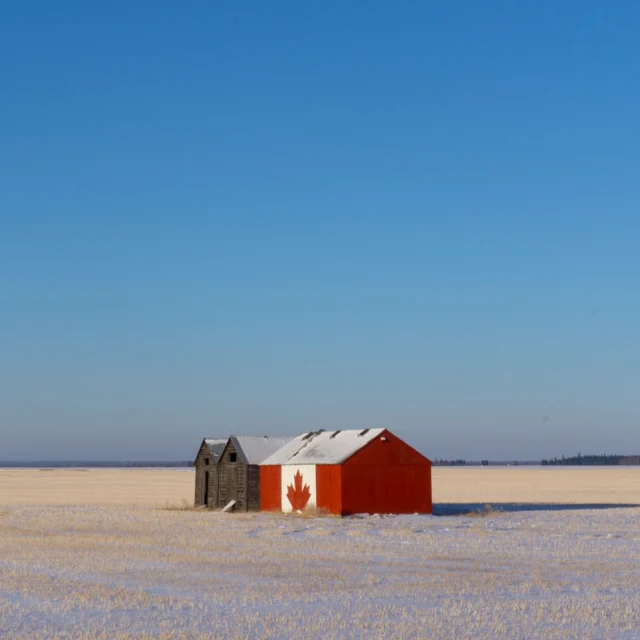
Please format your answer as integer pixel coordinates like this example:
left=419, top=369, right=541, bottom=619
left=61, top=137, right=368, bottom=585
left=204, top=458, right=210, bottom=466
left=229, top=452, right=237, bottom=463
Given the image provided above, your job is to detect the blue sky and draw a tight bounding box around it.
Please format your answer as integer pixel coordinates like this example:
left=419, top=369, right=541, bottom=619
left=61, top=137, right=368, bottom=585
left=1, top=1, right=639, bottom=460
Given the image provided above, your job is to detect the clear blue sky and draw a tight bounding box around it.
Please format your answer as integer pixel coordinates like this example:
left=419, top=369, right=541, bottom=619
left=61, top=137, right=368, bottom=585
left=1, top=1, right=639, bottom=461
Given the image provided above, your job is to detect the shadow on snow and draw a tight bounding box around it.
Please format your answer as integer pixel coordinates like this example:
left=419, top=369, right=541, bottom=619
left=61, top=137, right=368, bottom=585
left=433, top=503, right=640, bottom=516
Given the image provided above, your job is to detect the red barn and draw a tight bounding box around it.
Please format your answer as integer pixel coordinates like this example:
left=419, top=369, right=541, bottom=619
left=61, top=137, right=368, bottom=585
left=259, top=429, right=432, bottom=516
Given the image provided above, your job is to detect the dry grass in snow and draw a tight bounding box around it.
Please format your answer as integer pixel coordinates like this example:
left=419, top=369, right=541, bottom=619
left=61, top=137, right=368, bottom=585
left=0, top=506, right=638, bottom=639
left=1, top=467, right=639, bottom=639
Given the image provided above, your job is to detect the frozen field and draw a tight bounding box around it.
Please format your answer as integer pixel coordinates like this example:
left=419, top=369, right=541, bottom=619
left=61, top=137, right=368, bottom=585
left=0, top=469, right=639, bottom=639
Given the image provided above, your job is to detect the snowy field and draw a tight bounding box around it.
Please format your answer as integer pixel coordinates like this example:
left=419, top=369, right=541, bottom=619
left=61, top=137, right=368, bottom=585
left=1, top=469, right=639, bottom=639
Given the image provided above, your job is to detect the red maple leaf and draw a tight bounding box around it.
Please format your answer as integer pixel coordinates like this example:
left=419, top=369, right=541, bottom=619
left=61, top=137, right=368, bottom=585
left=287, top=470, right=311, bottom=511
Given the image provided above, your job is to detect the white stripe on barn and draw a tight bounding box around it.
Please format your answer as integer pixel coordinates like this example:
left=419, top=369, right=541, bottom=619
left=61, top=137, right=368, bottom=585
left=281, top=465, right=316, bottom=513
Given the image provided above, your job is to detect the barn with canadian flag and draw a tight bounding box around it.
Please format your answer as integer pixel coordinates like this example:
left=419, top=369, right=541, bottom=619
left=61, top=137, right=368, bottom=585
left=259, top=429, right=432, bottom=516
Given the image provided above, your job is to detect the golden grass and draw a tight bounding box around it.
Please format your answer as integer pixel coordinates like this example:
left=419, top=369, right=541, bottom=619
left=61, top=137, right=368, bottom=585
left=432, top=466, right=640, bottom=504
left=0, top=469, right=193, bottom=507
left=1, top=467, right=638, bottom=508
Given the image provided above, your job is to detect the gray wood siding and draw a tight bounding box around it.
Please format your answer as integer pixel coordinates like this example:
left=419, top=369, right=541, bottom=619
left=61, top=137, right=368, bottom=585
left=247, top=465, right=261, bottom=511
left=210, top=464, right=219, bottom=509
left=215, top=441, right=266, bottom=511
left=194, top=442, right=213, bottom=507
left=217, top=441, right=246, bottom=510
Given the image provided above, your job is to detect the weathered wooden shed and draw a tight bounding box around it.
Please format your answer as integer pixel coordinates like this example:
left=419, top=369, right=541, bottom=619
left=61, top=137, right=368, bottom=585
left=214, top=436, right=293, bottom=512
left=260, top=429, right=432, bottom=516
left=194, top=438, right=227, bottom=507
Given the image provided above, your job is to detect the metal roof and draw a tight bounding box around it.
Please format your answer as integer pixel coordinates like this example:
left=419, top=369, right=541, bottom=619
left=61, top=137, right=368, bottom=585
left=230, top=436, right=295, bottom=465
left=260, top=429, right=386, bottom=466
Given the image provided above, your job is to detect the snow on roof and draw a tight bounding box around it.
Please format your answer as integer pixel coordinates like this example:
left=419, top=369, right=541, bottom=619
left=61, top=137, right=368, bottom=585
left=231, top=436, right=295, bottom=465
left=260, top=429, right=386, bottom=466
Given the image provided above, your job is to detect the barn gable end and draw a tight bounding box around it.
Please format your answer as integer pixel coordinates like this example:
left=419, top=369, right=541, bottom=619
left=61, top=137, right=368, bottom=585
left=216, top=439, right=246, bottom=510
left=341, top=430, right=432, bottom=515
left=194, top=438, right=227, bottom=508
left=346, top=430, right=431, bottom=466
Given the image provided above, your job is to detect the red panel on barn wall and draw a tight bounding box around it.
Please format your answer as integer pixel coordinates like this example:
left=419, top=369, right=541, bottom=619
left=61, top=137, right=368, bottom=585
left=348, top=430, right=431, bottom=466
left=259, top=466, right=282, bottom=511
left=341, top=431, right=432, bottom=515
left=341, top=464, right=432, bottom=515
left=316, top=465, right=342, bottom=515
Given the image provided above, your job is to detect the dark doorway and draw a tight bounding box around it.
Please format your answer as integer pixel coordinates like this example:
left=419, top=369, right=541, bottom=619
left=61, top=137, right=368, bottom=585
left=204, top=471, right=209, bottom=507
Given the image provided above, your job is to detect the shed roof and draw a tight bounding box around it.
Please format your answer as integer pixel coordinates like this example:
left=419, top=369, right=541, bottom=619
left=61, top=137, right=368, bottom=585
left=230, top=436, right=295, bottom=465
left=260, top=429, right=386, bottom=466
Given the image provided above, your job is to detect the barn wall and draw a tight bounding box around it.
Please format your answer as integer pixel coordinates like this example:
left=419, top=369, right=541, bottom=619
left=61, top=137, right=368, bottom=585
left=209, top=464, right=219, bottom=509
left=194, top=443, right=213, bottom=507
left=246, top=465, right=261, bottom=512
left=341, top=432, right=432, bottom=515
left=260, top=466, right=282, bottom=511
left=341, top=463, right=431, bottom=515
left=281, top=465, right=317, bottom=513
left=217, top=461, right=226, bottom=507
left=217, top=441, right=248, bottom=510
left=194, top=466, right=204, bottom=506
left=316, top=465, right=342, bottom=515
left=237, top=462, right=247, bottom=511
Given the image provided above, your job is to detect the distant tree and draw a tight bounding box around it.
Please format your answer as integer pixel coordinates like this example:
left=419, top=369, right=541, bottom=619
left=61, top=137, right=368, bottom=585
left=541, top=453, right=634, bottom=466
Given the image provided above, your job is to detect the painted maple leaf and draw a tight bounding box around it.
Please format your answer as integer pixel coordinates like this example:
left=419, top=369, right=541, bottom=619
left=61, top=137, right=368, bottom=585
left=287, top=470, right=311, bottom=511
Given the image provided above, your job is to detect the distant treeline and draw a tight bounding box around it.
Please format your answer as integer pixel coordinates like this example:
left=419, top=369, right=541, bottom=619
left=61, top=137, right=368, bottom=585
left=433, top=459, right=469, bottom=466
left=432, top=459, right=538, bottom=466
left=433, top=455, right=640, bottom=467
left=0, top=461, right=194, bottom=469
left=541, top=454, right=640, bottom=466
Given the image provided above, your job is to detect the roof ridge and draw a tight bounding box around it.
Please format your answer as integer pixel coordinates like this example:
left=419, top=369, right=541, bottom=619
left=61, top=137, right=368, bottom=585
left=260, top=428, right=388, bottom=466
left=230, top=435, right=295, bottom=465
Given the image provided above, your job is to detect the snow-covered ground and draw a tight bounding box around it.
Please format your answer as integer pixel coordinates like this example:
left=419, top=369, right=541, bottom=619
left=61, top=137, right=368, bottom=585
left=1, top=504, right=638, bottom=639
